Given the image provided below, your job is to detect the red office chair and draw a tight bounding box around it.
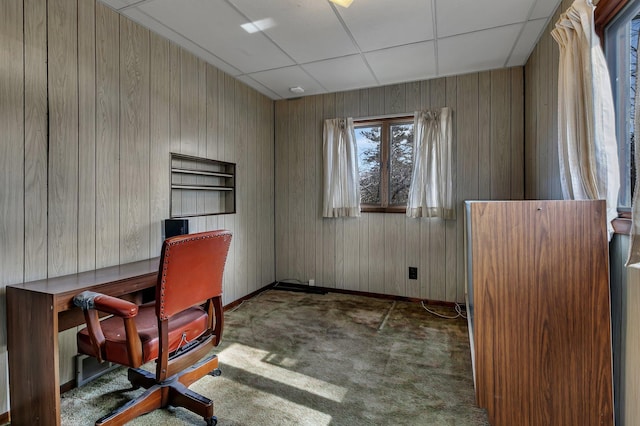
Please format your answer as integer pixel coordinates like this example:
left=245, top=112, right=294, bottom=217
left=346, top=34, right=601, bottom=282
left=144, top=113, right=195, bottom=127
left=73, top=230, right=232, bottom=426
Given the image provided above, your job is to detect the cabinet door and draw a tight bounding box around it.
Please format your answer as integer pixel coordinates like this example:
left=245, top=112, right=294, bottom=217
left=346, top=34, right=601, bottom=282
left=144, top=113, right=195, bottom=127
left=468, top=200, right=613, bottom=426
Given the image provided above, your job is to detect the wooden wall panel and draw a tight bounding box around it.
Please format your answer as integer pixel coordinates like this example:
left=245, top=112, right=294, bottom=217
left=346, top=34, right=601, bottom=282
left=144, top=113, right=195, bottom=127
left=48, top=0, right=79, bottom=277
left=96, top=3, right=120, bottom=268
left=384, top=215, right=405, bottom=296
left=510, top=68, right=525, bottom=200
left=234, top=81, right=248, bottom=298
left=490, top=69, right=512, bottom=200
left=205, top=65, right=220, bottom=227
left=478, top=73, right=492, bottom=200
left=275, top=101, right=289, bottom=283
left=429, top=78, right=447, bottom=302
left=304, top=97, right=319, bottom=284
left=314, top=96, right=326, bottom=287
left=1, top=0, right=275, bottom=416
left=290, top=97, right=306, bottom=283
left=275, top=68, right=524, bottom=302
left=179, top=51, right=199, bottom=216
left=456, top=73, right=480, bottom=300
left=169, top=44, right=181, bottom=214
left=221, top=74, right=237, bottom=305
left=445, top=76, right=459, bottom=302
left=78, top=0, right=97, bottom=272
left=119, top=18, right=150, bottom=263
left=24, top=0, right=48, bottom=281
left=149, top=33, right=171, bottom=256
left=0, top=0, right=24, bottom=414
left=262, top=95, right=276, bottom=286
left=525, top=6, right=563, bottom=201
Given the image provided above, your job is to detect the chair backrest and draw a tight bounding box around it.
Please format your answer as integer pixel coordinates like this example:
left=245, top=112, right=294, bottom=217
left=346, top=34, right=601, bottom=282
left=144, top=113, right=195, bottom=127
left=156, top=230, right=232, bottom=320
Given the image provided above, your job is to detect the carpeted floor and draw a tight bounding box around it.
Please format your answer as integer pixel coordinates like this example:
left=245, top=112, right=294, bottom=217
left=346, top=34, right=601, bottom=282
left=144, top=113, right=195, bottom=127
left=60, top=290, right=489, bottom=425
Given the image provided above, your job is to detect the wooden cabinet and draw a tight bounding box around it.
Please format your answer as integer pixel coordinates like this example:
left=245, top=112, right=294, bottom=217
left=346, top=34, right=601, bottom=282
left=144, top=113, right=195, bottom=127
left=170, top=153, right=236, bottom=218
left=465, top=200, right=614, bottom=426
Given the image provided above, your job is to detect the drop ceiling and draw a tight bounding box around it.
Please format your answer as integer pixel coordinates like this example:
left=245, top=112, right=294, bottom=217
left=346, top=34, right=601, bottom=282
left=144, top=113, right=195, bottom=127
left=101, top=0, right=562, bottom=99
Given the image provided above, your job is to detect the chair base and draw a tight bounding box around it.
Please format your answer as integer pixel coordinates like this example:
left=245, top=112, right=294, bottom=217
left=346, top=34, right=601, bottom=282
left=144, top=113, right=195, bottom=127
left=95, top=354, right=220, bottom=426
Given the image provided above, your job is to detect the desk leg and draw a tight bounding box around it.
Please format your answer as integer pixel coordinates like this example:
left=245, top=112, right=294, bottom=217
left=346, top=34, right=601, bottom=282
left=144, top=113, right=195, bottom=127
left=7, top=287, right=60, bottom=426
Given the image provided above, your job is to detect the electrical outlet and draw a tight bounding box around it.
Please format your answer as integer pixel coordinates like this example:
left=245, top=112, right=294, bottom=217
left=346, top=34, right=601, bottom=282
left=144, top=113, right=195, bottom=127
left=309, top=279, right=315, bottom=286
left=408, top=267, right=418, bottom=280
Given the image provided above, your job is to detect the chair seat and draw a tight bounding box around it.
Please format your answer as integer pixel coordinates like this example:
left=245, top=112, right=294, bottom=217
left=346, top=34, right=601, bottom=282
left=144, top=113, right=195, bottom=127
left=78, top=305, right=209, bottom=366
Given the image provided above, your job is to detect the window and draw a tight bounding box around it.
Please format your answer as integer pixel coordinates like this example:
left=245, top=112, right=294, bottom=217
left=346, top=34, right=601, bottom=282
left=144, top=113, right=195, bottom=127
left=606, top=0, right=639, bottom=209
left=355, top=117, right=414, bottom=212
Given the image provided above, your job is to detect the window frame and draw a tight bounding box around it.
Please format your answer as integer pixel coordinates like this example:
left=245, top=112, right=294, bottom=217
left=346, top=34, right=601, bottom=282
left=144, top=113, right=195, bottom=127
left=599, top=0, right=634, bottom=234
left=354, top=115, right=414, bottom=213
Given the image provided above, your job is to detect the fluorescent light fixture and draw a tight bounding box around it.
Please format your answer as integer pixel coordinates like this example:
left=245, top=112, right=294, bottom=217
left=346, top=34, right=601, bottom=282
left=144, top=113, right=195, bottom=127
left=241, top=18, right=275, bottom=34
left=329, top=0, right=353, bottom=7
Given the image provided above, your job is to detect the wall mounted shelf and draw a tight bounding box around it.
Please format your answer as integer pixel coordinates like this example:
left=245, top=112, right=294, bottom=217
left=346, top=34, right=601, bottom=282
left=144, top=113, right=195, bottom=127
left=170, top=153, right=236, bottom=218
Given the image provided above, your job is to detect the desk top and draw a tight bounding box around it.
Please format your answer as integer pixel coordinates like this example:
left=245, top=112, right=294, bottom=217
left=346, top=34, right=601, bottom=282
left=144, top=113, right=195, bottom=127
left=7, top=257, right=160, bottom=313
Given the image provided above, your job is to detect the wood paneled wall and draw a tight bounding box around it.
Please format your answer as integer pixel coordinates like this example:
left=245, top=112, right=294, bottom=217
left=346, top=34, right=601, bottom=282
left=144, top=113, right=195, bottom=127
left=274, top=69, right=524, bottom=303
left=0, top=0, right=274, bottom=414
left=524, top=0, right=572, bottom=200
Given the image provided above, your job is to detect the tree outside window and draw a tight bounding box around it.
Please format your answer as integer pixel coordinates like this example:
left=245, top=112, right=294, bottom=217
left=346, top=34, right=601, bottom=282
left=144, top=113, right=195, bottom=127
left=355, top=117, right=414, bottom=212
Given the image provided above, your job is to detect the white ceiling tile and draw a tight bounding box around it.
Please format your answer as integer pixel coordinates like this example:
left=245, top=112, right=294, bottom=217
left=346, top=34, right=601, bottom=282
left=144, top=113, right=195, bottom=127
left=302, top=55, right=378, bottom=92
left=100, top=0, right=558, bottom=99
left=365, top=42, right=436, bottom=85
left=437, top=24, right=522, bottom=76
left=235, top=75, right=283, bottom=99
left=530, top=0, right=562, bottom=20
left=337, top=0, right=434, bottom=52
left=248, top=66, right=326, bottom=99
left=506, top=18, right=548, bottom=67
left=98, top=0, right=140, bottom=10
left=435, top=0, right=535, bottom=37
left=136, top=0, right=295, bottom=74
left=229, top=0, right=358, bottom=63
left=123, top=8, right=242, bottom=76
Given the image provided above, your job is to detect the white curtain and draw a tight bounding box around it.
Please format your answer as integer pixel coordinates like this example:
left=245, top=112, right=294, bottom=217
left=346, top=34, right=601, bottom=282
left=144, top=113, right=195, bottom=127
left=322, top=118, right=361, bottom=218
left=551, top=0, right=620, bottom=239
left=406, top=107, right=454, bottom=219
left=628, top=33, right=640, bottom=265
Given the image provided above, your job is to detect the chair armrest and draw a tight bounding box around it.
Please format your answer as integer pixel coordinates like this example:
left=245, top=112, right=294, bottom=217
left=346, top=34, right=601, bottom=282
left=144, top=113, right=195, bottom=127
left=73, top=291, right=143, bottom=365
left=73, top=291, right=138, bottom=318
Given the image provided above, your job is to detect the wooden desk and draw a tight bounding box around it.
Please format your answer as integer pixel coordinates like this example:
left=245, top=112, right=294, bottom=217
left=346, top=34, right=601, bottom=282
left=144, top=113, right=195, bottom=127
left=7, top=257, right=159, bottom=426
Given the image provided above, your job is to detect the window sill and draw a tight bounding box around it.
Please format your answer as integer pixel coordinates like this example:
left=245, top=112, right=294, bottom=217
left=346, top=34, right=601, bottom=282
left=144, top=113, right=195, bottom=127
left=613, top=213, right=631, bottom=236
left=361, top=206, right=407, bottom=214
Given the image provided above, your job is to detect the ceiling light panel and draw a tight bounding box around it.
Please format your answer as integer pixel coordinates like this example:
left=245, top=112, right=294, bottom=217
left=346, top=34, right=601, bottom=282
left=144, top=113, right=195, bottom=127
left=330, top=0, right=354, bottom=7
left=229, top=0, right=358, bottom=63
left=136, top=0, right=294, bottom=73
left=337, top=0, right=434, bottom=52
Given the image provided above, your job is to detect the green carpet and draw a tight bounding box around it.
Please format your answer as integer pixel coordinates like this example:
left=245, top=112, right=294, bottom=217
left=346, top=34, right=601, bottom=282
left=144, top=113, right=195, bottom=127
left=60, top=290, right=489, bottom=425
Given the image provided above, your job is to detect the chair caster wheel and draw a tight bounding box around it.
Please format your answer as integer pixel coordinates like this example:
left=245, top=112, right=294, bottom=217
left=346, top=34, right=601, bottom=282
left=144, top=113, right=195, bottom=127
left=206, top=416, right=217, bottom=425
left=209, top=368, right=222, bottom=377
